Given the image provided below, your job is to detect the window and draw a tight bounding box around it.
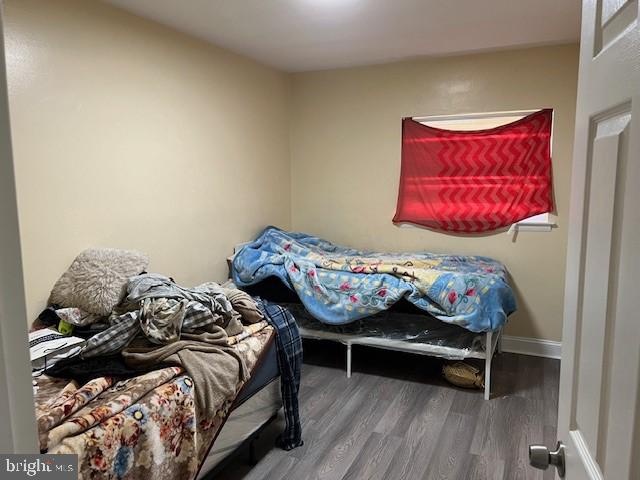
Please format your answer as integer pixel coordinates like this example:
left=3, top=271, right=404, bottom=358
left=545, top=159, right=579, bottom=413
left=394, top=109, right=554, bottom=233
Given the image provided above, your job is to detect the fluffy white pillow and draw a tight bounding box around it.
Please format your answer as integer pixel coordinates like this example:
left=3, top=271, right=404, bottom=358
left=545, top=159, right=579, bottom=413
left=48, top=248, right=149, bottom=316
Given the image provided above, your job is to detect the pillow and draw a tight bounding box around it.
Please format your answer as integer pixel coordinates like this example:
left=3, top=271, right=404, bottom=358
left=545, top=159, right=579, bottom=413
left=49, top=248, right=149, bottom=316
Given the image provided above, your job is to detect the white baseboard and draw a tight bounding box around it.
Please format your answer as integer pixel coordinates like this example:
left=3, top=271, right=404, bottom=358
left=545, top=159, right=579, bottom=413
left=501, top=335, right=561, bottom=359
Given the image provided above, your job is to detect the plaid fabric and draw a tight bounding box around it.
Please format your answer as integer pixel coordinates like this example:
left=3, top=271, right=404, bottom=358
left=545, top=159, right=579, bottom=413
left=81, top=302, right=221, bottom=358
left=182, top=301, right=217, bottom=331
left=81, top=311, right=140, bottom=358
left=257, top=299, right=303, bottom=450
left=79, top=275, right=239, bottom=359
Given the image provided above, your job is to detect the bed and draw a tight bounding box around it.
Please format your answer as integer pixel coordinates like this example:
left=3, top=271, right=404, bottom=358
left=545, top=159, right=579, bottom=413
left=34, top=324, right=281, bottom=480
left=197, top=338, right=281, bottom=479
left=231, top=227, right=517, bottom=399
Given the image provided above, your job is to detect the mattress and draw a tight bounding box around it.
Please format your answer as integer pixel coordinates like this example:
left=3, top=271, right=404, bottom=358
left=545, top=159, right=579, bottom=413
left=197, top=334, right=281, bottom=478
left=287, top=302, right=487, bottom=360
left=235, top=330, right=280, bottom=405
left=197, top=379, right=281, bottom=479
left=33, top=327, right=276, bottom=480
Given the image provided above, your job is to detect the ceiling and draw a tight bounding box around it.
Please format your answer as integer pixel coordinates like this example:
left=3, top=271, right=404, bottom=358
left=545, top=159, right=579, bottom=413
left=105, top=0, right=581, bottom=72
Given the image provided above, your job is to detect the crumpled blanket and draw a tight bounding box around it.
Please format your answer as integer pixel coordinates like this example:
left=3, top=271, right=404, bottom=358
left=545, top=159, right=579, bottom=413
left=122, top=325, right=249, bottom=418
left=233, top=226, right=517, bottom=332
left=44, top=354, right=169, bottom=384
left=80, top=274, right=243, bottom=358
left=35, top=327, right=274, bottom=480
left=139, top=297, right=188, bottom=344
left=124, top=274, right=232, bottom=317
left=222, top=287, right=264, bottom=324
left=45, top=323, right=269, bottom=383
left=125, top=273, right=244, bottom=336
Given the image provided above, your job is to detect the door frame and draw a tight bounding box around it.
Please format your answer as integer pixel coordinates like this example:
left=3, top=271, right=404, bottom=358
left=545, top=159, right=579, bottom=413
left=0, top=1, right=38, bottom=453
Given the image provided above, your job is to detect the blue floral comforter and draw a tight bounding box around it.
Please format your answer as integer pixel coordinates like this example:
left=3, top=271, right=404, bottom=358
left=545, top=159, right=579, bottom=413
left=232, top=227, right=516, bottom=332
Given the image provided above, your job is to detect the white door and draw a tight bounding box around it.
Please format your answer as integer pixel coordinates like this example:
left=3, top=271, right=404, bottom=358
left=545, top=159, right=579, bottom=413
left=532, top=0, right=640, bottom=478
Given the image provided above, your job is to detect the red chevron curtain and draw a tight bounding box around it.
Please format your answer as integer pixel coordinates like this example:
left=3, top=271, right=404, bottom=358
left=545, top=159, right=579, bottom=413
left=393, top=109, right=553, bottom=232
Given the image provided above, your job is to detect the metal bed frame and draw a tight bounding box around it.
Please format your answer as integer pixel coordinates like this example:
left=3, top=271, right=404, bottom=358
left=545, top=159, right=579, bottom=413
left=298, top=324, right=503, bottom=400
left=229, top=247, right=504, bottom=400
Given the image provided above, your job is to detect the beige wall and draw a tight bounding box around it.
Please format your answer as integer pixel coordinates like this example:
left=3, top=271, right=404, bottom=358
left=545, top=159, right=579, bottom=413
left=3, top=0, right=578, bottom=342
left=4, top=0, right=292, bottom=322
left=290, top=45, right=579, bottom=341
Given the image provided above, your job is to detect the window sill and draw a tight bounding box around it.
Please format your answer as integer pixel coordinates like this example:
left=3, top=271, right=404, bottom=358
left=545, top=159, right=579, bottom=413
left=507, top=222, right=556, bottom=234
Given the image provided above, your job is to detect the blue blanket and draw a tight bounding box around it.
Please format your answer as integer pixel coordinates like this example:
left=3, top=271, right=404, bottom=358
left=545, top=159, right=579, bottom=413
left=232, top=227, right=516, bottom=332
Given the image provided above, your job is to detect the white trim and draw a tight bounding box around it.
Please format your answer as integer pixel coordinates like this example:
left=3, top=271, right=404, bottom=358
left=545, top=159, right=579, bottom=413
left=412, top=109, right=539, bottom=123
left=569, top=430, right=604, bottom=480
left=507, top=221, right=556, bottom=234
left=501, top=335, right=561, bottom=359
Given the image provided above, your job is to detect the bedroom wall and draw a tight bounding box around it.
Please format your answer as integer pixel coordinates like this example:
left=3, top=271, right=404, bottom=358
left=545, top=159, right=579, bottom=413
left=4, top=0, right=292, bottom=323
left=290, top=45, right=579, bottom=342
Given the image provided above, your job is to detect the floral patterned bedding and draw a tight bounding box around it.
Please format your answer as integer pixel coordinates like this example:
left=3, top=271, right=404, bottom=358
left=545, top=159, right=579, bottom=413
left=232, top=227, right=517, bottom=332
left=33, top=326, right=274, bottom=480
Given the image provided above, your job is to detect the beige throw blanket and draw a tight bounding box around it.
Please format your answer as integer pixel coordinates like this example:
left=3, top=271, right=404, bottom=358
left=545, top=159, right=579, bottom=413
left=122, top=325, right=249, bottom=417
left=223, top=287, right=264, bottom=324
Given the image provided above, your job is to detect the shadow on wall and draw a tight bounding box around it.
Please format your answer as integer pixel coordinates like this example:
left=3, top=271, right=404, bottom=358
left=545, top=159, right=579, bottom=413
left=508, top=277, right=543, bottom=340
left=394, top=222, right=514, bottom=238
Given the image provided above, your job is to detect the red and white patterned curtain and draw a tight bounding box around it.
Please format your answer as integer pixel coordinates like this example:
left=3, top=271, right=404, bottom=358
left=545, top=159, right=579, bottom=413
left=393, top=109, right=554, bottom=233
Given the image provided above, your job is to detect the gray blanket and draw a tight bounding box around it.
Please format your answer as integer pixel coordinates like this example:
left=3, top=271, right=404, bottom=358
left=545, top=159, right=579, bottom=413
left=122, top=325, right=249, bottom=416
left=82, top=274, right=243, bottom=358
left=125, top=274, right=233, bottom=317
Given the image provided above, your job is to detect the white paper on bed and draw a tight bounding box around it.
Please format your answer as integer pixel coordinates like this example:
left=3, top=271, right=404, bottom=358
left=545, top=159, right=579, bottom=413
left=29, top=328, right=85, bottom=372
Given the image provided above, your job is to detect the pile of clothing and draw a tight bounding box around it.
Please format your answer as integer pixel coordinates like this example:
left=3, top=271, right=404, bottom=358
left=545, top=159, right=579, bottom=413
left=34, top=248, right=303, bottom=450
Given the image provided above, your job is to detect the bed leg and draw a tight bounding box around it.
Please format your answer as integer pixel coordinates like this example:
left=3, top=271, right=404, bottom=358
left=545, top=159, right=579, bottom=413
left=484, top=331, right=493, bottom=400
left=497, top=328, right=503, bottom=354
left=346, top=343, right=352, bottom=379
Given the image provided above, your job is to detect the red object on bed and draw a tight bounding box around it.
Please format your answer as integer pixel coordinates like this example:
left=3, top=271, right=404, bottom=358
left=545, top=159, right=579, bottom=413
left=393, top=109, right=554, bottom=232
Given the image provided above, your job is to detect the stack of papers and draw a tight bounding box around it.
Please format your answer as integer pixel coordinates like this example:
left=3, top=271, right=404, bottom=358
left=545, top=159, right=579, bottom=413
left=29, top=328, right=85, bottom=373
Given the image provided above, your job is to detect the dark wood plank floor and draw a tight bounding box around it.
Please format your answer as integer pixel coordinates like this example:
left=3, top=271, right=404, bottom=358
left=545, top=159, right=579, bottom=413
left=214, top=340, right=560, bottom=480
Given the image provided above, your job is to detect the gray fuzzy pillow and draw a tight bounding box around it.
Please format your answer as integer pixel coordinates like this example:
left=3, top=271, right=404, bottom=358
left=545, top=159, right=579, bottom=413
left=49, top=248, right=149, bottom=316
